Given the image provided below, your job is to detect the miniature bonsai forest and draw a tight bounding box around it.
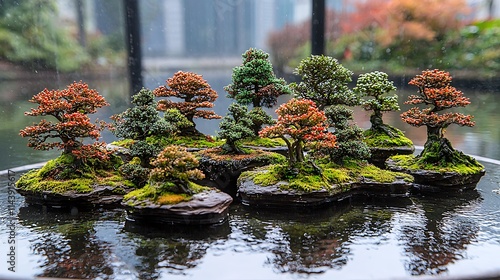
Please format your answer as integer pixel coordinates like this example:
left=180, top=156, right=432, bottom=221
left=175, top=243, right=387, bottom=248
left=353, top=71, right=414, bottom=166
left=387, top=69, right=485, bottom=190
left=16, top=81, right=134, bottom=209
left=14, top=50, right=486, bottom=221
left=237, top=55, right=414, bottom=208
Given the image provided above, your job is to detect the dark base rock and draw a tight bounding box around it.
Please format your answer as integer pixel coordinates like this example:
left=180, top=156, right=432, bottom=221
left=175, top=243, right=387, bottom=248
left=386, top=159, right=486, bottom=192
left=368, top=146, right=415, bottom=168
left=15, top=185, right=131, bottom=211
left=195, top=154, right=280, bottom=197
left=123, top=189, right=233, bottom=225
left=237, top=175, right=411, bottom=208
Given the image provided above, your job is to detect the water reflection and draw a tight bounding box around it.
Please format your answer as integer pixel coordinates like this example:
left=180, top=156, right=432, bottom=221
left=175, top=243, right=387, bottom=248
left=398, top=191, right=481, bottom=275
left=17, top=206, right=116, bottom=279
left=123, top=220, right=231, bottom=279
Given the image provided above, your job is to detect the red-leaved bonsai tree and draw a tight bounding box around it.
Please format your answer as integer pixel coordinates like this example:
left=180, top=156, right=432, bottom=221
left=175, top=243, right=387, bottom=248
left=154, top=71, right=221, bottom=136
left=400, top=69, right=475, bottom=163
left=259, top=98, right=336, bottom=166
left=19, top=81, right=110, bottom=165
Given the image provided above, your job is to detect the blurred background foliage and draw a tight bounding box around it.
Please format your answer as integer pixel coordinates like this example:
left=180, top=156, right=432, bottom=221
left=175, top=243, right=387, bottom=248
left=268, top=0, right=500, bottom=78
left=0, top=0, right=125, bottom=73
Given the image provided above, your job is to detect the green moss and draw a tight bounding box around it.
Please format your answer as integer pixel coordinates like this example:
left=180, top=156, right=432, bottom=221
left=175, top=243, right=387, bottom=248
left=246, top=160, right=413, bottom=193
left=390, top=154, right=484, bottom=175
left=150, top=135, right=224, bottom=148
left=123, top=181, right=211, bottom=205
left=110, top=139, right=136, bottom=148
left=241, top=137, right=287, bottom=148
left=16, top=154, right=133, bottom=194
left=16, top=169, right=94, bottom=193
left=363, top=126, right=413, bottom=148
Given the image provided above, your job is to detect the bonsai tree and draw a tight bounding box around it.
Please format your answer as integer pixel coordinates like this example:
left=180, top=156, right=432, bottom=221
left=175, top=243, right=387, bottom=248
left=153, top=71, right=221, bottom=136
left=19, top=81, right=110, bottom=165
left=111, top=88, right=191, bottom=186
left=225, top=48, right=291, bottom=134
left=149, top=145, right=205, bottom=194
left=218, top=103, right=255, bottom=154
left=259, top=98, right=336, bottom=166
left=324, top=106, right=371, bottom=164
left=354, top=71, right=399, bottom=134
left=401, top=69, right=476, bottom=163
left=292, top=55, right=359, bottom=110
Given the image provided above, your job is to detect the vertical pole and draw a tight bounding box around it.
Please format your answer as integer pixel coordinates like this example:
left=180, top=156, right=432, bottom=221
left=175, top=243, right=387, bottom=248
left=311, top=0, right=325, bottom=55
left=123, top=0, right=143, bottom=96
left=76, top=0, right=86, bottom=47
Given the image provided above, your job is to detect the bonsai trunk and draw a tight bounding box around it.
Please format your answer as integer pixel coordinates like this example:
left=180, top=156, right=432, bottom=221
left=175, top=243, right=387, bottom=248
left=370, top=111, right=394, bottom=137
left=420, top=125, right=456, bottom=163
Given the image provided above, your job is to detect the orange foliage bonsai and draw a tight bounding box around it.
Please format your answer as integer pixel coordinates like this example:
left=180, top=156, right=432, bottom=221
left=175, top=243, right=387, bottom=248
left=260, top=98, right=336, bottom=165
left=19, top=81, right=110, bottom=164
left=154, top=71, right=221, bottom=136
left=400, top=69, right=479, bottom=166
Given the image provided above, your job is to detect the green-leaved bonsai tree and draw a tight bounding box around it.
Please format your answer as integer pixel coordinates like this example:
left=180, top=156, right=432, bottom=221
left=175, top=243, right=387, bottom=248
left=218, top=103, right=255, bottom=154
left=111, top=88, right=191, bottom=186
left=292, top=55, right=368, bottom=164
left=225, top=48, right=291, bottom=134
left=354, top=71, right=413, bottom=149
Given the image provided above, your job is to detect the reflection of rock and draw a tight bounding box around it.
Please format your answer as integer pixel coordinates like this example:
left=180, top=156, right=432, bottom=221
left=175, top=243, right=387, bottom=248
left=386, top=159, right=485, bottom=192
left=16, top=185, right=131, bottom=210
left=369, top=146, right=414, bottom=168
left=238, top=174, right=411, bottom=208
left=195, top=150, right=284, bottom=196
left=123, top=189, right=233, bottom=225
left=17, top=206, right=116, bottom=279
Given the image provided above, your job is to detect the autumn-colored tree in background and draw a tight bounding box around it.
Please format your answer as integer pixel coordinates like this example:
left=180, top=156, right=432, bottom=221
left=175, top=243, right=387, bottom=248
left=259, top=98, right=336, bottom=165
left=149, top=145, right=205, bottom=194
left=218, top=103, right=255, bottom=154
left=19, top=81, right=110, bottom=164
left=401, top=69, right=475, bottom=162
left=225, top=48, right=291, bottom=134
left=354, top=71, right=399, bottom=133
left=292, top=55, right=359, bottom=110
left=154, top=71, right=221, bottom=136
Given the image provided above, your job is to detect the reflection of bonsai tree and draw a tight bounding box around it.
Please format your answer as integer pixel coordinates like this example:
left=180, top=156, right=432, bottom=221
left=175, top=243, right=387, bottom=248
left=19, top=81, right=110, bottom=164
left=154, top=71, right=221, bottom=136
left=399, top=191, right=480, bottom=275
left=292, top=55, right=358, bottom=110
left=259, top=98, right=336, bottom=165
left=401, top=69, right=476, bottom=163
left=354, top=71, right=399, bottom=134
left=225, top=48, right=291, bottom=134
left=149, top=146, right=205, bottom=194
left=325, top=106, right=371, bottom=164
left=218, top=103, right=255, bottom=154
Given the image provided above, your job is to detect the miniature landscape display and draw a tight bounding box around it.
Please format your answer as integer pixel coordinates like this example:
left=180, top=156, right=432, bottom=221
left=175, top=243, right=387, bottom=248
left=15, top=49, right=486, bottom=224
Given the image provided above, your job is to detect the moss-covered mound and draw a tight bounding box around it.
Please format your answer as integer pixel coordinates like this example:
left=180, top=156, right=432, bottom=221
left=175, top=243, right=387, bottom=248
left=16, top=153, right=134, bottom=194
left=122, top=182, right=233, bottom=225
left=158, top=135, right=224, bottom=149
left=387, top=150, right=485, bottom=191
left=15, top=153, right=135, bottom=209
left=237, top=161, right=413, bottom=208
left=363, top=126, right=413, bottom=148
left=123, top=181, right=210, bottom=206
